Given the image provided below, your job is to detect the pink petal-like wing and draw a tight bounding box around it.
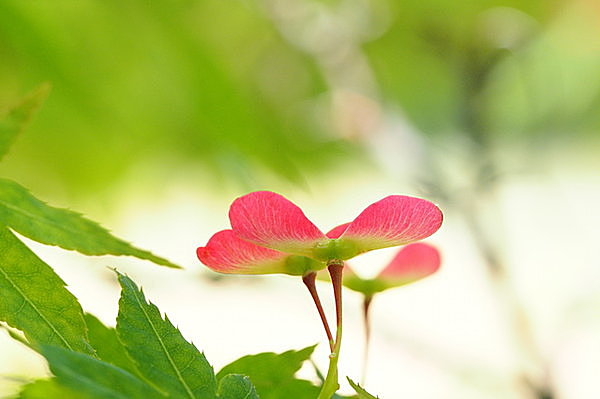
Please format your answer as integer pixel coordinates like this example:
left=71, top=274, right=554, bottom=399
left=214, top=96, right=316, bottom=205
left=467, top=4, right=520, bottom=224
left=326, top=223, right=351, bottom=239
left=229, top=191, right=327, bottom=257
left=197, top=230, right=295, bottom=275
left=377, top=243, right=441, bottom=287
left=338, top=195, right=442, bottom=256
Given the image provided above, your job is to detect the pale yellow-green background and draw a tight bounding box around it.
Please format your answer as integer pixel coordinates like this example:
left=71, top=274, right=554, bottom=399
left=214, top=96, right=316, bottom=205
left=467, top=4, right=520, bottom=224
left=1, top=0, right=599, bottom=397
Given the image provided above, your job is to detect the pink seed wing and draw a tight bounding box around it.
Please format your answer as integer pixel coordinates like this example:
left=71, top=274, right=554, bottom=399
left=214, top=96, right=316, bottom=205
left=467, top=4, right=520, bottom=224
left=229, top=191, right=326, bottom=257
left=339, top=195, right=443, bottom=255
left=197, top=230, right=291, bottom=275
left=326, top=223, right=351, bottom=239
left=377, top=243, right=441, bottom=287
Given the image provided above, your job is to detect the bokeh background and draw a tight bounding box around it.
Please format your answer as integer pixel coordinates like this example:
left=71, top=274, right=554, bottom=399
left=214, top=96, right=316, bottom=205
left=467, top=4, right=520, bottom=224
left=1, top=0, right=600, bottom=397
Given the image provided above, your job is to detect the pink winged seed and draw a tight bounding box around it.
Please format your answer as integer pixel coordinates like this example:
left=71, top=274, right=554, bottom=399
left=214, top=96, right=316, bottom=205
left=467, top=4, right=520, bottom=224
left=326, top=223, right=351, bottom=239
left=229, top=191, right=327, bottom=257
left=196, top=230, right=290, bottom=274
left=339, top=195, right=443, bottom=254
left=378, top=242, right=441, bottom=285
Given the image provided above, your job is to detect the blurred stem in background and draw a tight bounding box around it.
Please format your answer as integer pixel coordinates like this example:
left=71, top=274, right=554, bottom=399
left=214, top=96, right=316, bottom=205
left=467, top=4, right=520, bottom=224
left=361, top=295, right=372, bottom=385
left=409, top=16, right=558, bottom=399
left=447, top=42, right=554, bottom=399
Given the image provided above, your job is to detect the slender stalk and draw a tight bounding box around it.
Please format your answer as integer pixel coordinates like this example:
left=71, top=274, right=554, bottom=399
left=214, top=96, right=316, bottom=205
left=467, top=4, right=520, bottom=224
left=318, top=323, right=342, bottom=399
left=303, top=272, right=334, bottom=351
left=361, top=295, right=373, bottom=385
left=329, top=263, right=343, bottom=327
left=317, top=262, right=344, bottom=399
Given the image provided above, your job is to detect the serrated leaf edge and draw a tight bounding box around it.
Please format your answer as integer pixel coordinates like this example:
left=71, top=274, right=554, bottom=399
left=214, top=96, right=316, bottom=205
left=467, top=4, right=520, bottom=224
left=347, top=377, right=379, bottom=399
left=117, top=273, right=199, bottom=399
left=0, top=179, right=180, bottom=268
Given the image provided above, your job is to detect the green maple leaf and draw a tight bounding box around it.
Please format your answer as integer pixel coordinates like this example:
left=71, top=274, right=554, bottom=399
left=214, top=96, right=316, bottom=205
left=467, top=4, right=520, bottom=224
left=347, top=378, right=379, bottom=399
left=42, top=345, right=164, bottom=399
left=0, top=178, right=179, bottom=268
left=217, top=346, right=319, bottom=399
left=0, top=227, right=91, bottom=353
left=84, top=313, right=140, bottom=376
left=116, top=273, right=217, bottom=399
left=17, top=379, right=91, bottom=399
left=217, top=375, right=259, bottom=399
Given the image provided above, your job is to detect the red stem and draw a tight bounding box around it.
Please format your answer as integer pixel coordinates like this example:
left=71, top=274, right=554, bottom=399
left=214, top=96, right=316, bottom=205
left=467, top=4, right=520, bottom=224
left=303, top=272, right=334, bottom=351
left=328, top=263, right=344, bottom=328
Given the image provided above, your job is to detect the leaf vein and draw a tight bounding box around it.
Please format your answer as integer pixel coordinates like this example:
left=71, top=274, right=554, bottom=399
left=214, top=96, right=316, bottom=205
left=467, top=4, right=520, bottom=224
left=130, top=286, right=196, bottom=399
left=0, top=266, right=73, bottom=351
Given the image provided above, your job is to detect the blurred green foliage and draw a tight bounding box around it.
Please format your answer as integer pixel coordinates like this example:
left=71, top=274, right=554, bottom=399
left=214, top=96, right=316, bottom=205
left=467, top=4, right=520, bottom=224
left=0, top=0, right=598, bottom=199
left=0, top=0, right=347, bottom=197
left=364, top=0, right=600, bottom=140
